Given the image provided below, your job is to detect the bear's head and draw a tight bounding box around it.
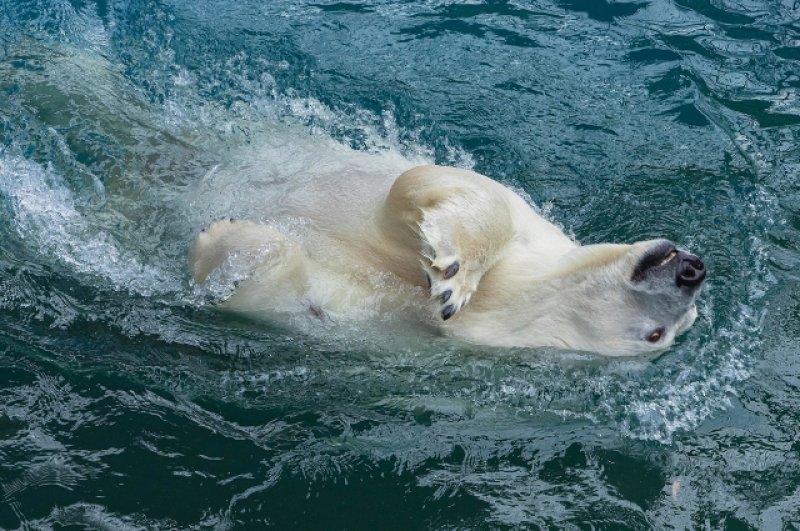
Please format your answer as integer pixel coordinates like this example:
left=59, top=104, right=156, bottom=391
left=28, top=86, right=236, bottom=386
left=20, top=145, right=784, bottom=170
left=548, top=239, right=706, bottom=356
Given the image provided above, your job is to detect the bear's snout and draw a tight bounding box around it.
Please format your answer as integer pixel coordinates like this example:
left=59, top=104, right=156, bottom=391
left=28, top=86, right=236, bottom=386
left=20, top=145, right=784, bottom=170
left=675, top=252, right=706, bottom=289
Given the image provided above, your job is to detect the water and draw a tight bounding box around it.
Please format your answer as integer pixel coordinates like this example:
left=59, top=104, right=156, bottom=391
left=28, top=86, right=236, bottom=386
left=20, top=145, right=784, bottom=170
left=0, top=0, right=798, bottom=528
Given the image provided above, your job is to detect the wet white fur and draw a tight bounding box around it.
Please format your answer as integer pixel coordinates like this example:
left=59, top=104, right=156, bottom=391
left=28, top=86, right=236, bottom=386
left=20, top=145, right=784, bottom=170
left=190, top=164, right=699, bottom=356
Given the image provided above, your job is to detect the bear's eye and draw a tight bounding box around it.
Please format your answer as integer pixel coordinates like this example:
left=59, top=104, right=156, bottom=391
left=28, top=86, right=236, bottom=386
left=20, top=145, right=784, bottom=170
left=647, top=327, right=665, bottom=343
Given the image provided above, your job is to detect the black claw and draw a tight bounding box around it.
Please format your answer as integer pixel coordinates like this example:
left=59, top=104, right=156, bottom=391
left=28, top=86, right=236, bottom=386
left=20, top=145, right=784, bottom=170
left=442, top=304, right=456, bottom=321
left=426, top=273, right=432, bottom=289
left=443, top=261, right=460, bottom=280
left=439, top=289, right=452, bottom=303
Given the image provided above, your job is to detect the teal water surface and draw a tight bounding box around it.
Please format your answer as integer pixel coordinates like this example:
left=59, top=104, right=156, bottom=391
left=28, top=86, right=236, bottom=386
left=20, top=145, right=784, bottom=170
left=1, top=0, right=799, bottom=528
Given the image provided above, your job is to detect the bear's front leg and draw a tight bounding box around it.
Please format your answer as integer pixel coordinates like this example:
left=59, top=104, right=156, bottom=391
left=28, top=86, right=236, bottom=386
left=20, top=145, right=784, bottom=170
left=418, top=206, right=486, bottom=320
left=381, top=165, right=518, bottom=321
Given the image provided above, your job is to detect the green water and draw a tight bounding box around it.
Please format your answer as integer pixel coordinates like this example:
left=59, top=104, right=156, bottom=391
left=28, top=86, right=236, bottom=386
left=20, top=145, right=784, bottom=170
left=1, top=0, right=799, bottom=528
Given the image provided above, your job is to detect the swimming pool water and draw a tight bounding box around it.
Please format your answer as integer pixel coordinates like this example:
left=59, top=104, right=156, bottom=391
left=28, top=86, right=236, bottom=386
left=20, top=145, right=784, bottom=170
left=1, top=0, right=799, bottom=528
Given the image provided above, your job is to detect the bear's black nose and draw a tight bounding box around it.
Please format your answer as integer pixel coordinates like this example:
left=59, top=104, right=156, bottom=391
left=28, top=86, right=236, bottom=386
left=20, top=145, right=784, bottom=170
left=675, top=252, right=706, bottom=288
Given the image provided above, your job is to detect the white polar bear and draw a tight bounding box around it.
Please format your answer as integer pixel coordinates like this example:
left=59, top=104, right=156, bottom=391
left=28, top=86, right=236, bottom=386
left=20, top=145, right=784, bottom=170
left=189, top=164, right=706, bottom=356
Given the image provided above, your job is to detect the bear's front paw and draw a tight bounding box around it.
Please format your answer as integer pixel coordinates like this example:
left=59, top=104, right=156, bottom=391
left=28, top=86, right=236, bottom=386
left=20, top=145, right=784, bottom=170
left=423, top=258, right=477, bottom=321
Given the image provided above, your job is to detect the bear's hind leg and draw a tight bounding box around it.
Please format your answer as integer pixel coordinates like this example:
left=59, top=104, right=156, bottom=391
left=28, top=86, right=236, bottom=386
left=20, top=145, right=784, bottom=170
left=189, top=218, right=287, bottom=283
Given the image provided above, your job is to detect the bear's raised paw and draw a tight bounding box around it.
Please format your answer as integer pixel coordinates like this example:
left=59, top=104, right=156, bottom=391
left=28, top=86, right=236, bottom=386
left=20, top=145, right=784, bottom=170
left=423, top=257, right=478, bottom=321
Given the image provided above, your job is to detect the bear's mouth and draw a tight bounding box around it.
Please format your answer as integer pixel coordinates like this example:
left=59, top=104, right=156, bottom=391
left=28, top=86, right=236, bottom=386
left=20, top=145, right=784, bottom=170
left=631, top=241, right=706, bottom=291
left=631, top=241, right=678, bottom=282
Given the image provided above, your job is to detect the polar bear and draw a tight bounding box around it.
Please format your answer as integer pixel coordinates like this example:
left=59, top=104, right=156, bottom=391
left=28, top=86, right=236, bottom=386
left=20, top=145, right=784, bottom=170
left=189, top=164, right=706, bottom=356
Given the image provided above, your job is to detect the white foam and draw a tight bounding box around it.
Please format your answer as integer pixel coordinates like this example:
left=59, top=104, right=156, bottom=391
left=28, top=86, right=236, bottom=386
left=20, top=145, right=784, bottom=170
left=0, top=154, right=179, bottom=297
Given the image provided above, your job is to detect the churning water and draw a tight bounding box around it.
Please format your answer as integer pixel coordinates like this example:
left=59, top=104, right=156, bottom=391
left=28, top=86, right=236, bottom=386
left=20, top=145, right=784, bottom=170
left=1, top=0, right=799, bottom=528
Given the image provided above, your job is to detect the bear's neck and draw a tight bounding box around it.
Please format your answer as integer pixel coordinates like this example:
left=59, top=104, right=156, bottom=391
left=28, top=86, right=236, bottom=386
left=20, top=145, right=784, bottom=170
left=451, top=249, right=628, bottom=350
